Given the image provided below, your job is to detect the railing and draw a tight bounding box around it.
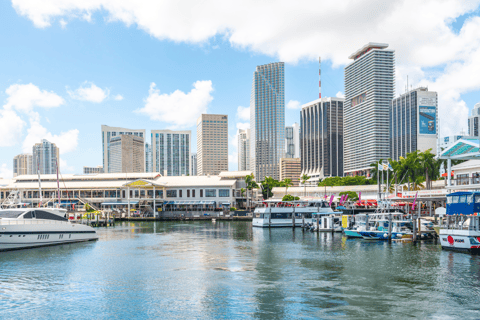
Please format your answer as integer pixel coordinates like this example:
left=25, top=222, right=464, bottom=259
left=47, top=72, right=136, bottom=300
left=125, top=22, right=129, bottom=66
left=0, top=219, right=70, bottom=226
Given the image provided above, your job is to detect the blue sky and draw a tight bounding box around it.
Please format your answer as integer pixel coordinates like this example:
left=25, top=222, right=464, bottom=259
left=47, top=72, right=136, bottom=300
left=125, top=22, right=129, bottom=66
left=1, top=0, right=480, bottom=177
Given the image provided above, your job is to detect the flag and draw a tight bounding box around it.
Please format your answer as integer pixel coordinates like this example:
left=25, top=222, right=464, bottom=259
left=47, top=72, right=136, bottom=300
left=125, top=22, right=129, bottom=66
left=412, top=192, right=418, bottom=211
left=382, top=163, right=389, bottom=171
left=358, top=191, right=361, bottom=202
left=378, top=163, right=383, bottom=171
left=388, top=162, right=393, bottom=171
left=329, top=194, right=334, bottom=206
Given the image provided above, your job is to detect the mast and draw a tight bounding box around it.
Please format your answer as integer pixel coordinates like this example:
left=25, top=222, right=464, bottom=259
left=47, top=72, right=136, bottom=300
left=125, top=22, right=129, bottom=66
left=318, top=56, right=322, bottom=99
left=37, top=154, right=43, bottom=207
left=56, top=159, right=61, bottom=208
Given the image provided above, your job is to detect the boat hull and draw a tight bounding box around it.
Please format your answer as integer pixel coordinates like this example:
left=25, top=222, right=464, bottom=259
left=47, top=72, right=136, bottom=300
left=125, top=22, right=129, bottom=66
left=344, top=230, right=363, bottom=238
left=252, top=218, right=313, bottom=228
left=439, top=229, right=480, bottom=254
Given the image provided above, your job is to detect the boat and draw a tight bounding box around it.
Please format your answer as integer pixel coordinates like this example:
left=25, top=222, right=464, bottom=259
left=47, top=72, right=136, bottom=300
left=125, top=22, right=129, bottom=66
left=439, top=191, right=480, bottom=254
left=342, top=214, right=370, bottom=238
left=252, top=200, right=334, bottom=228
left=311, top=212, right=343, bottom=232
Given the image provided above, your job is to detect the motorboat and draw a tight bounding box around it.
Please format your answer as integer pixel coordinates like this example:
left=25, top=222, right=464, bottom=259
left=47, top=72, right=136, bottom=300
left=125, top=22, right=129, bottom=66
left=311, top=212, right=343, bottom=232
left=343, top=214, right=370, bottom=238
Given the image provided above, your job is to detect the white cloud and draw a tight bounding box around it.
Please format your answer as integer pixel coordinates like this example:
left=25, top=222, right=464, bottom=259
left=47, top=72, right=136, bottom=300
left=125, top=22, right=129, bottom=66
left=68, top=82, right=109, bottom=103
left=113, top=94, right=124, bottom=101
left=5, top=83, right=64, bottom=113
left=0, top=163, right=13, bottom=179
left=59, top=18, right=67, bottom=28
left=228, top=133, right=238, bottom=170
left=336, top=91, right=345, bottom=98
left=236, top=106, right=250, bottom=121
left=22, top=120, right=79, bottom=154
left=0, top=109, right=25, bottom=147
left=136, top=80, right=214, bottom=128
left=60, top=158, right=75, bottom=173
left=286, top=100, right=301, bottom=110
left=236, top=122, right=249, bottom=130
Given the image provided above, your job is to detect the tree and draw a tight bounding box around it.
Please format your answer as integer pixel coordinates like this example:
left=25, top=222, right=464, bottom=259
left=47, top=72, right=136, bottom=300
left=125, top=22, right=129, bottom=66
left=260, top=176, right=280, bottom=200
left=418, top=149, right=437, bottom=190
left=245, top=174, right=259, bottom=211
left=339, top=191, right=359, bottom=203
left=282, top=194, right=300, bottom=201
left=300, top=174, right=310, bottom=197
left=282, top=178, right=293, bottom=196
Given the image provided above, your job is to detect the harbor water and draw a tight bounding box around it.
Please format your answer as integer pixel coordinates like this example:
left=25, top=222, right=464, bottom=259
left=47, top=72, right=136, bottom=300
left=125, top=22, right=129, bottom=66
left=1, top=221, right=479, bottom=319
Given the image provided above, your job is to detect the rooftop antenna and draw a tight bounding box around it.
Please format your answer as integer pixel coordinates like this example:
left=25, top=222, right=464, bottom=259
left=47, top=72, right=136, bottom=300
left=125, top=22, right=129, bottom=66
left=318, top=56, right=322, bottom=99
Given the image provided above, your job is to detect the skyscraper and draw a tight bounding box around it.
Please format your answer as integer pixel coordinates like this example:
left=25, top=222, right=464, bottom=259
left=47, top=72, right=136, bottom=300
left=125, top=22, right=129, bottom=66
left=390, top=87, right=438, bottom=160
left=300, top=97, right=344, bottom=183
left=145, top=143, right=153, bottom=173
left=13, top=154, right=32, bottom=177
left=468, top=102, right=480, bottom=137
left=344, top=43, right=394, bottom=176
left=32, top=139, right=59, bottom=175
left=250, top=62, right=285, bottom=180
left=151, top=130, right=191, bottom=176
left=238, top=128, right=250, bottom=171
left=197, top=114, right=228, bottom=175
left=109, top=135, right=145, bottom=173
left=83, top=166, right=104, bottom=174
left=190, top=153, right=197, bottom=176
left=285, top=123, right=300, bottom=158
left=101, top=125, right=145, bottom=173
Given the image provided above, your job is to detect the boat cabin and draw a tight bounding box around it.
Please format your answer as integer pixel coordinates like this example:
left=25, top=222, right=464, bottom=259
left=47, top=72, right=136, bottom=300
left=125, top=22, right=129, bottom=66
left=446, top=191, right=480, bottom=215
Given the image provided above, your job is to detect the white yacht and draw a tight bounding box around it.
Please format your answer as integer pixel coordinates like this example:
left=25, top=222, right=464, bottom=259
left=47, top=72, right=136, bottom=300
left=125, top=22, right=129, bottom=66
left=0, top=207, right=98, bottom=252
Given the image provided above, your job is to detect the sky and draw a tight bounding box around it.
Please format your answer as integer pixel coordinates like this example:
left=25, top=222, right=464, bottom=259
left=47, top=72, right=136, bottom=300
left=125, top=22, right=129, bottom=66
left=1, top=0, right=480, bottom=178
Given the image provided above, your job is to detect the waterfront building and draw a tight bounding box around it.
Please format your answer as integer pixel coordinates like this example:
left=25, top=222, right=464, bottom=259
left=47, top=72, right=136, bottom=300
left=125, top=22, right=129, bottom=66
left=151, top=130, right=190, bottom=176
left=390, top=87, right=438, bottom=160
left=191, top=153, right=197, bottom=176
left=13, top=154, right=32, bottom=177
left=83, top=166, right=104, bottom=174
left=250, top=62, right=285, bottom=180
left=32, top=139, right=59, bottom=175
left=440, top=133, right=471, bottom=150
left=468, top=103, right=480, bottom=137
left=145, top=143, right=153, bottom=173
left=285, top=123, right=300, bottom=158
left=197, top=114, right=228, bottom=176
left=109, top=135, right=145, bottom=173
left=238, top=128, right=250, bottom=171
left=101, top=125, right=145, bottom=173
left=344, top=43, right=395, bottom=176
left=300, top=97, right=344, bottom=183
left=279, top=158, right=301, bottom=186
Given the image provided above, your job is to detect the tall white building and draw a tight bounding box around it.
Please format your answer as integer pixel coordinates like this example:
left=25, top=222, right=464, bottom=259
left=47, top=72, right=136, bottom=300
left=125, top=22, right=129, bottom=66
left=468, top=103, right=480, bottom=137
left=238, top=128, right=250, bottom=171
left=197, top=114, right=228, bottom=176
left=344, top=43, right=395, bottom=176
left=101, top=125, right=145, bottom=173
left=145, top=143, right=153, bottom=173
left=250, top=62, right=285, bottom=180
left=83, top=166, right=104, bottom=174
left=32, top=139, right=59, bottom=175
left=109, top=135, right=145, bottom=173
left=285, top=123, right=300, bottom=158
left=390, top=87, right=438, bottom=160
left=13, top=154, right=32, bottom=177
left=191, top=153, right=197, bottom=176
left=151, top=130, right=191, bottom=176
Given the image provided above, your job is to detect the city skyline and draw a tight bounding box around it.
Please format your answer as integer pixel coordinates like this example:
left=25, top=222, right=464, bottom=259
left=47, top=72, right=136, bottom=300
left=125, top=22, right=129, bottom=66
left=0, top=1, right=480, bottom=178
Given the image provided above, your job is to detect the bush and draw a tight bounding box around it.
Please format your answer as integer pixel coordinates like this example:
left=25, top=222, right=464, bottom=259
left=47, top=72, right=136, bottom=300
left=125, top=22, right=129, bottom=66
left=338, top=191, right=359, bottom=202
left=230, top=207, right=237, bottom=211
left=282, top=194, right=300, bottom=202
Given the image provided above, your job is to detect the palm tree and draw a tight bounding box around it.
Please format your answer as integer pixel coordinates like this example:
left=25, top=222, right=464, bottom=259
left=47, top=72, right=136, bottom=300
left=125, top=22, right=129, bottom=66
left=260, top=176, right=279, bottom=199
left=370, top=159, right=383, bottom=196
left=282, top=178, right=293, bottom=196
left=240, top=188, right=246, bottom=209
left=418, top=149, right=436, bottom=190
left=300, top=174, right=310, bottom=197
left=245, top=174, right=259, bottom=211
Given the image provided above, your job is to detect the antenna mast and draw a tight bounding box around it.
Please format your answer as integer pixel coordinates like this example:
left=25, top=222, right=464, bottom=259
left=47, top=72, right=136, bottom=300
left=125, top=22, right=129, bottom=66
left=318, top=56, right=322, bottom=99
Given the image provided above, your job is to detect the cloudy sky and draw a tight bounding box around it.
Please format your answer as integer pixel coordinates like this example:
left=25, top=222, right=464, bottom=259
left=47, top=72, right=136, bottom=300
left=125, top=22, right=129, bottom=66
left=1, top=0, right=480, bottom=178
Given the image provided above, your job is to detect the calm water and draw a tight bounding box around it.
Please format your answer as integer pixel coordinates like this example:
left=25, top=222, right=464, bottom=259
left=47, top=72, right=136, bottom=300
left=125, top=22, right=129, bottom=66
left=1, top=221, right=480, bottom=319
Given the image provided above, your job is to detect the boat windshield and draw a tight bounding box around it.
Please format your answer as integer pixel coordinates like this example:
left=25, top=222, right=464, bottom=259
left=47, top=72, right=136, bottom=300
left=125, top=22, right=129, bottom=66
left=0, top=210, right=26, bottom=219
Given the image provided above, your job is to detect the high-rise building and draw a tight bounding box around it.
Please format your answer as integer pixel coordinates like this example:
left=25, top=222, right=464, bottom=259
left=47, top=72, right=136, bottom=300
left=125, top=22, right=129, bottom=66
left=145, top=143, right=152, bottom=173
left=109, top=135, right=145, bottom=173
left=151, top=130, right=191, bottom=176
left=83, top=166, right=104, bottom=174
left=197, top=114, right=228, bottom=175
left=300, top=97, right=344, bottom=183
left=191, top=153, right=197, bottom=176
left=390, top=87, right=438, bottom=160
left=468, top=103, right=480, bottom=137
left=101, top=125, right=145, bottom=173
left=13, top=154, right=32, bottom=177
left=32, top=139, right=59, bottom=175
left=285, top=123, right=300, bottom=158
left=344, top=43, right=395, bottom=176
left=250, top=62, right=285, bottom=180
left=280, top=158, right=301, bottom=186
left=238, top=128, right=250, bottom=171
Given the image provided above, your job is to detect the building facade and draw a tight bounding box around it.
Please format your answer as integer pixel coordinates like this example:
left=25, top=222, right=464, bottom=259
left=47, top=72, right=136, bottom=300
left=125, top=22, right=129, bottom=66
left=197, top=114, right=228, bottom=175
left=109, top=135, right=145, bottom=173
left=344, top=43, right=395, bottom=176
left=300, top=97, right=344, bottom=183
left=238, top=128, right=250, bottom=171
left=83, top=166, right=104, bottom=174
left=285, top=123, right=300, bottom=158
left=468, top=103, right=480, bottom=137
left=250, top=62, right=285, bottom=180
left=101, top=125, right=145, bottom=173
left=390, top=87, right=438, bottom=160
left=145, top=143, right=153, bottom=173
left=13, top=154, right=32, bottom=177
left=190, top=153, right=197, bottom=176
left=151, top=130, right=190, bottom=176
left=279, top=158, right=301, bottom=186
left=32, top=139, right=59, bottom=175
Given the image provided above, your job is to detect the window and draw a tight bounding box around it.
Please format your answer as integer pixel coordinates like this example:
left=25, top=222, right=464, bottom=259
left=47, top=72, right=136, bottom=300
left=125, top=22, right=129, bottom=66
left=459, top=195, right=467, bottom=203
left=452, top=196, right=459, bottom=203
left=205, top=189, right=216, bottom=197
left=187, top=190, right=190, bottom=197
left=475, top=195, right=480, bottom=203
left=167, top=190, right=177, bottom=198
left=219, top=189, right=230, bottom=197
left=200, top=190, right=203, bottom=197
left=192, top=190, right=195, bottom=197
left=179, top=190, right=183, bottom=197
left=468, top=194, right=474, bottom=204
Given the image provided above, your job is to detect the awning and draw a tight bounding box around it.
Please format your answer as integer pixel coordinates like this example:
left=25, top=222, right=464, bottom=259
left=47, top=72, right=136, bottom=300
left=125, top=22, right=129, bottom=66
left=165, top=200, right=215, bottom=205
left=102, top=201, right=139, bottom=205
left=221, top=202, right=231, bottom=206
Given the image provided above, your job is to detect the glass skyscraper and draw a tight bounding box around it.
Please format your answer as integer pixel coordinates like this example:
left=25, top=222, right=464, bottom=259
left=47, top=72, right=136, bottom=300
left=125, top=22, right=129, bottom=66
left=32, top=139, right=59, bottom=175
left=151, top=130, right=191, bottom=176
left=250, top=62, right=285, bottom=180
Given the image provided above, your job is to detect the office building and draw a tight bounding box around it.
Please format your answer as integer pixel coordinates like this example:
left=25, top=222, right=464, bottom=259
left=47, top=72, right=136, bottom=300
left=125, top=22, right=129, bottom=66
left=83, top=166, right=104, bottom=174
left=197, top=114, right=228, bottom=175
left=300, top=97, right=344, bottom=183
left=109, top=135, right=145, bottom=173
left=13, top=154, right=32, bottom=177
left=285, top=123, right=300, bottom=158
left=101, top=125, right=145, bottom=173
left=191, top=153, right=197, bottom=176
left=344, top=43, right=395, bottom=176
left=238, top=128, right=250, bottom=171
left=250, top=62, right=285, bottom=180
left=151, top=130, right=190, bottom=176
left=468, top=103, right=480, bottom=137
left=280, top=158, right=301, bottom=186
left=32, top=139, right=59, bottom=175
left=390, top=87, right=438, bottom=160
left=145, top=143, right=152, bottom=173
